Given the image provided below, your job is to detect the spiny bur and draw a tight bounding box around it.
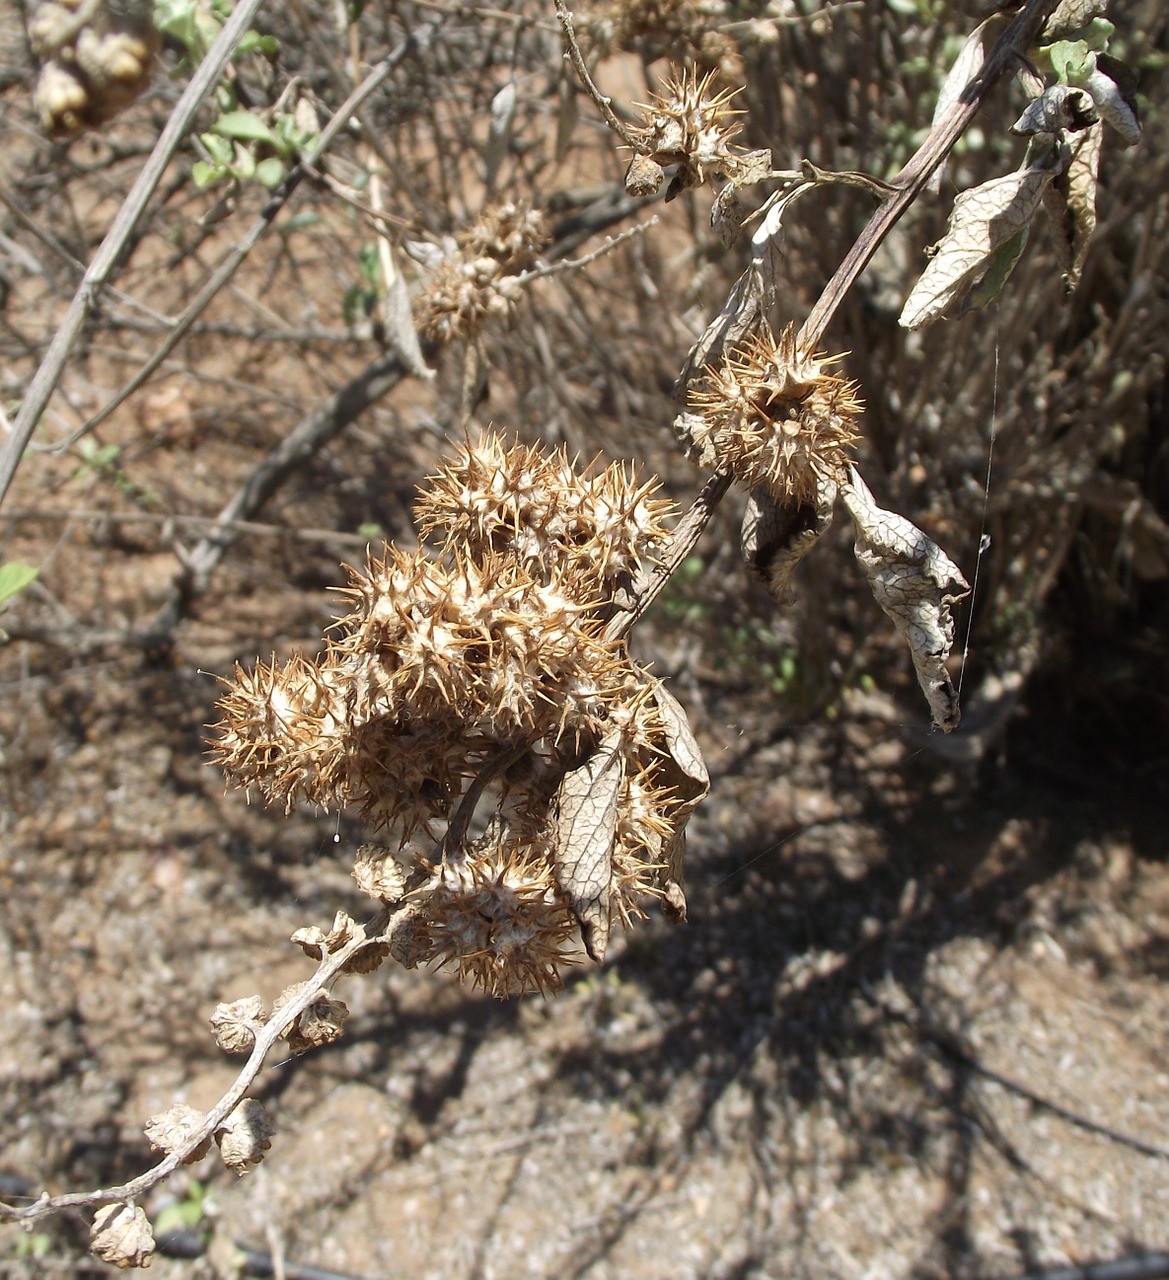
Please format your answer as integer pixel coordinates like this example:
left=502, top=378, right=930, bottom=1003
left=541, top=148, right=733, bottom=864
left=688, top=323, right=862, bottom=504
left=213, top=433, right=696, bottom=997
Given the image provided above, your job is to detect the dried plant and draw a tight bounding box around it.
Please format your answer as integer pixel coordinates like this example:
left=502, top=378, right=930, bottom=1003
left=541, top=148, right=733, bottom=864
left=0, top=0, right=1161, bottom=1269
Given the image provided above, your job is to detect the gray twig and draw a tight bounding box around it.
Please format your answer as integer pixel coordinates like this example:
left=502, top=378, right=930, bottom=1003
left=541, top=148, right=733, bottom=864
left=0, top=0, right=268, bottom=509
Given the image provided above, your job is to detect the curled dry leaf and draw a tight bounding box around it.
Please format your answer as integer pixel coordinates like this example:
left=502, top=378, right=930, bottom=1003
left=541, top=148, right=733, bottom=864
left=899, top=148, right=1063, bottom=329
left=841, top=469, right=970, bottom=732
left=647, top=680, right=709, bottom=923
left=1042, top=120, right=1102, bottom=289
left=216, top=1098, right=274, bottom=1173
left=1082, top=63, right=1140, bottom=145
left=1012, top=84, right=1098, bottom=136
left=741, top=476, right=838, bottom=602
left=90, top=1202, right=155, bottom=1270
left=144, top=1104, right=212, bottom=1163
left=1042, top=0, right=1111, bottom=42
left=551, top=727, right=624, bottom=964
left=209, top=995, right=267, bottom=1055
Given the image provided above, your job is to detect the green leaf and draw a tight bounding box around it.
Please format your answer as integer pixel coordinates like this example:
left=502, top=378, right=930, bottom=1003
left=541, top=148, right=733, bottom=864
left=254, top=157, right=284, bottom=189
left=358, top=243, right=380, bottom=286
left=191, top=160, right=223, bottom=189
left=212, top=111, right=276, bottom=145
left=0, top=562, right=38, bottom=606
left=200, top=131, right=233, bottom=165
left=356, top=521, right=385, bottom=541
left=1050, top=39, right=1096, bottom=84
left=236, top=30, right=279, bottom=56
left=153, top=0, right=199, bottom=53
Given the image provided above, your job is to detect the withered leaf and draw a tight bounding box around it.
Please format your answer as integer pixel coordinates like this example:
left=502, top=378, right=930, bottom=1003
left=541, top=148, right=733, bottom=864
left=1083, top=63, right=1140, bottom=145
left=899, top=148, right=1062, bottom=330
left=841, top=469, right=970, bottom=732
left=552, top=728, right=624, bottom=963
left=1012, top=84, right=1098, bottom=136
left=751, top=184, right=812, bottom=326
left=1042, top=0, right=1111, bottom=42
left=484, top=81, right=517, bottom=193
left=649, top=679, right=710, bottom=925
left=555, top=70, right=578, bottom=163
left=711, top=183, right=748, bottom=249
left=1042, top=120, right=1101, bottom=289
left=741, top=477, right=837, bottom=602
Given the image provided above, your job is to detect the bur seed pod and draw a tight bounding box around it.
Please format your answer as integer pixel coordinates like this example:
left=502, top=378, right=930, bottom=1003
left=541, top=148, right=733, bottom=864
left=216, top=1098, right=274, bottom=1173
left=91, top=1202, right=155, bottom=1270
left=144, top=1104, right=212, bottom=1163
left=209, top=996, right=267, bottom=1055
left=688, top=324, right=862, bottom=504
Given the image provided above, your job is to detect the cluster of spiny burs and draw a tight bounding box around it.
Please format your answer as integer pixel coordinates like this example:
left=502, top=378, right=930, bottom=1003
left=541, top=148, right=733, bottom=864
left=414, top=202, right=548, bottom=343
left=213, top=434, right=707, bottom=997
left=688, top=323, right=862, bottom=505
left=28, top=0, right=158, bottom=136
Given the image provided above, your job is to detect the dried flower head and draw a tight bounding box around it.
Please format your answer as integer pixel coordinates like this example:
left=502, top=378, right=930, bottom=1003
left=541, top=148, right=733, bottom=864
left=90, top=1202, right=155, bottom=1270
left=584, top=0, right=737, bottom=73
left=30, top=0, right=158, bottom=136
left=414, top=202, right=547, bottom=343
left=631, top=68, right=756, bottom=197
left=410, top=832, right=578, bottom=997
left=212, top=433, right=706, bottom=998
left=414, top=434, right=673, bottom=588
left=144, top=1104, right=212, bottom=1163
left=216, top=1098, right=274, bottom=1173
left=688, top=324, right=862, bottom=504
left=210, top=996, right=267, bottom=1055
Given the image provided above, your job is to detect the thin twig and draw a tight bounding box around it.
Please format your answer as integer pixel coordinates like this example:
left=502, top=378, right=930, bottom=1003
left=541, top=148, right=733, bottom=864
left=553, top=0, right=644, bottom=153
left=39, top=18, right=444, bottom=462
left=0, top=0, right=268, bottom=509
left=512, top=216, right=658, bottom=285
left=0, top=906, right=398, bottom=1227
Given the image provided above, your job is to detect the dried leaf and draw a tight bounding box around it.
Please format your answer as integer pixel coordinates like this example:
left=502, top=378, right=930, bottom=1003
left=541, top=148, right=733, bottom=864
left=555, top=71, right=578, bottom=162
left=1012, top=84, right=1098, bottom=136
left=1042, top=0, right=1110, bottom=42
left=899, top=151, right=1061, bottom=330
left=965, top=225, right=1030, bottom=312
left=484, top=81, right=517, bottom=193
left=648, top=680, right=710, bottom=924
left=382, top=248, right=432, bottom=379
left=711, top=183, right=748, bottom=248
left=552, top=729, right=624, bottom=963
left=1083, top=64, right=1140, bottom=145
left=751, top=184, right=812, bottom=326
left=1041, top=120, right=1101, bottom=289
left=741, top=476, right=837, bottom=602
left=841, top=468, right=970, bottom=732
